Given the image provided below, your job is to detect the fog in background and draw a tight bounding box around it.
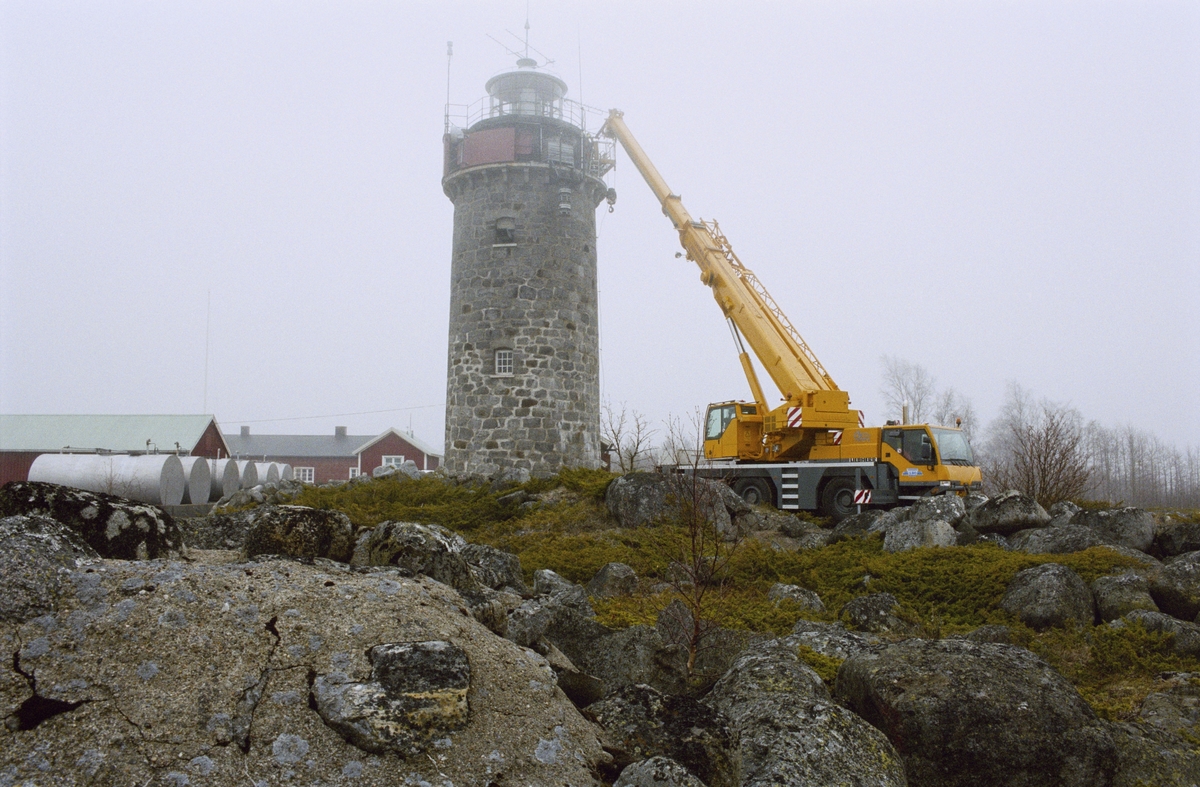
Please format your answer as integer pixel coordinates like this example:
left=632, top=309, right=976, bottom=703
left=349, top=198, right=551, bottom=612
left=2, top=1, right=1197, bottom=452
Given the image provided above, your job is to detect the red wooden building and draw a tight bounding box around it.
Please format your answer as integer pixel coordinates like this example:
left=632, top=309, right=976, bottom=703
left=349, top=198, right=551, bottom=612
left=222, top=426, right=441, bottom=485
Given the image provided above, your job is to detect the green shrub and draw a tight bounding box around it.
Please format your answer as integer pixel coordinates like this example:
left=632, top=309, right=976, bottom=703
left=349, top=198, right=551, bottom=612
left=1030, top=620, right=1200, bottom=720
left=291, top=474, right=511, bottom=532
left=797, top=645, right=844, bottom=686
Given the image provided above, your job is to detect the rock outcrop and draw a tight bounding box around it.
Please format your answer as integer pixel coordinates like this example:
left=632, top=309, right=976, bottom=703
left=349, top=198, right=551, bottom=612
left=1092, top=573, right=1159, bottom=622
left=0, top=513, right=99, bottom=623
left=1070, top=507, right=1155, bottom=553
left=244, top=504, right=356, bottom=562
left=1150, top=551, right=1200, bottom=620
left=704, top=637, right=906, bottom=787
left=586, top=683, right=741, bottom=787
left=605, top=472, right=733, bottom=533
left=1000, top=563, right=1095, bottom=629
left=0, top=481, right=184, bottom=560
left=0, top=557, right=605, bottom=786
left=836, top=639, right=1116, bottom=786
left=964, top=490, right=1051, bottom=536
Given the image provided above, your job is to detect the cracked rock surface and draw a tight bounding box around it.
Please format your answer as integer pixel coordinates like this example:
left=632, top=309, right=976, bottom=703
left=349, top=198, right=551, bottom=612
left=0, top=552, right=604, bottom=786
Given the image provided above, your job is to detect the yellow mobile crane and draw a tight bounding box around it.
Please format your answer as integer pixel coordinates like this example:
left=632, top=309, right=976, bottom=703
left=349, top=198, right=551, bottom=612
left=601, top=110, right=982, bottom=520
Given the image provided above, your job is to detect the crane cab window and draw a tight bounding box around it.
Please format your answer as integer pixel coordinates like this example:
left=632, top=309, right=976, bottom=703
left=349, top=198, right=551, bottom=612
left=902, top=429, right=934, bottom=463
left=705, top=405, right=736, bottom=441
left=883, top=429, right=903, bottom=453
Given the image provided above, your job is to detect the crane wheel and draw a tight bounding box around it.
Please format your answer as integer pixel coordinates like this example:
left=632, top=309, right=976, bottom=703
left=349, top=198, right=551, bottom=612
left=733, top=478, right=772, bottom=507
left=820, top=477, right=861, bottom=523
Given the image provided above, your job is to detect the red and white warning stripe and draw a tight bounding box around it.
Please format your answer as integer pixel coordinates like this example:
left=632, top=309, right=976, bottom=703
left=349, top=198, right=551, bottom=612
left=858, top=411, right=865, bottom=427
left=853, top=489, right=872, bottom=505
left=831, top=430, right=843, bottom=445
left=787, top=407, right=803, bottom=428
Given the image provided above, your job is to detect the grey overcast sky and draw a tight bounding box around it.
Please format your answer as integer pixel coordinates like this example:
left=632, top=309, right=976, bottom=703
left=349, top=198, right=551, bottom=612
left=2, top=1, right=1198, bottom=452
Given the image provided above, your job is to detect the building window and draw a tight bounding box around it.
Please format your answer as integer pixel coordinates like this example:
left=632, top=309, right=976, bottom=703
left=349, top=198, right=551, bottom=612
left=495, top=349, right=514, bottom=376
left=348, top=468, right=360, bottom=479
left=382, top=455, right=406, bottom=468
left=494, top=217, right=516, bottom=246
left=294, top=467, right=315, bottom=483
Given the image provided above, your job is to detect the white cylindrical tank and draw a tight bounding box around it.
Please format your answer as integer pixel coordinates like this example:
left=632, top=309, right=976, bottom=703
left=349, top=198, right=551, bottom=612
left=29, top=453, right=186, bottom=507
left=236, top=460, right=259, bottom=489
left=209, top=459, right=241, bottom=501
left=254, top=462, right=280, bottom=486
left=278, top=463, right=294, bottom=482
left=177, top=456, right=212, bottom=505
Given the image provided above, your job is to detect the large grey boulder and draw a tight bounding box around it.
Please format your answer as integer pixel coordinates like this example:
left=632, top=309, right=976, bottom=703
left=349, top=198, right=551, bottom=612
left=1109, top=721, right=1200, bottom=787
left=766, top=583, right=825, bottom=613
left=654, top=601, right=769, bottom=689
left=1092, top=573, right=1158, bottom=622
left=0, top=481, right=185, bottom=560
left=606, top=472, right=732, bottom=533
left=313, top=640, right=469, bottom=756
left=1154, top=520, right=1200, bottom=559
left=350, top=521, right=475, bottom=591
left=1070, top=508, right=1155, bottom=553
left=788, top=619, right=884, bottom=660
left=587, top=562, right=639, bottom=598
left=461, top=542, right=527, bottom=593
left=534, top=568, right=593, bottom=613
left=1000, top=563, right=1094, bottom=629
left=586, top=684, right=741, bottom=787
left=244, top=504, right=356, bottom=563
left=1138, top=672, right=1200, bottom=734
left=1047, top=500, right=1082, bottom=527
left=840, top=593, right=920, bottom=636
left=829, top=508, right=892, bottom=543
left=615, top=757, right=707, bottom=787
left=0, top=514, right=99, bottom=623
left=1116, top=610, right=1200, bottom=657
left=910, top=494, right=966, bottom=526
left=836, top=639, right=1116, bottom=786
left=883, top=517, right=957, bottom=553
left=0, top=559, right=606, bottom=785
left=577, top=625, right=689, bottom=698
left=1150, top=551, right=1200, bottom=621
left=1008, top=524, right=1109, bottom=554
left=182, top=508, right=256, bottom=550
left=604, top=472, right=734, bottom=535
left=964, top=490, right=1051, bottom=536
left=704, top=637, right=906, bottom=787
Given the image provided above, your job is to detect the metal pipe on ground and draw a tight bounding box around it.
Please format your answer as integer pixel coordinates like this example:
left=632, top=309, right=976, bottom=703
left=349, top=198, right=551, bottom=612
left=28, top=454, right=186, bottom=506
left=177, top=456, right=212, bottom=505
left=236, top=460, right=259, bottom=489
left=208, top=459, right=241, bottom=501
left=253, top=462, right=280, bottom=486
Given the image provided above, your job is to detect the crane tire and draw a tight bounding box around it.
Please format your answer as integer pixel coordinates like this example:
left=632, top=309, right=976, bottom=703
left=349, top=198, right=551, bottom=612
left=820, top=477, right=860, bottom=522
left=733, top=478, right=772, bottom=507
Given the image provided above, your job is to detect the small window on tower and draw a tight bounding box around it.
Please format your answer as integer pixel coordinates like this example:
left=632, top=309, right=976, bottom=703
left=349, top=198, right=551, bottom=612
left=494, top=217, right=516, bottom=246
left=495, top=349, right=514, bottom=376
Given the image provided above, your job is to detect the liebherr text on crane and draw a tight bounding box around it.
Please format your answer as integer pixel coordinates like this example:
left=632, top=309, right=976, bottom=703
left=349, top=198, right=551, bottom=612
left=601, top=110, right=983, bottom=521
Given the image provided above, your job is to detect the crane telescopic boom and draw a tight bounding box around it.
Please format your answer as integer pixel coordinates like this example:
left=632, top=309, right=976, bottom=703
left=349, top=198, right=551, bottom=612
left=601, top=109, right=860, bottom=444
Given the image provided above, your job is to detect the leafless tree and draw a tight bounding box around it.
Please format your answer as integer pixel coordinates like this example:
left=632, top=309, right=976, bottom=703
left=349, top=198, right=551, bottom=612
left=601, top=401, right=657, bottom=473
left=981, top=383, right=1090, bottom=507
left=1084, top=422, right=1200, bottom=508
left=655, top=410, right=743, bottom=678
left=879, top=355, right=936, bottom=423
left=930, top=387, right=978, bottom=439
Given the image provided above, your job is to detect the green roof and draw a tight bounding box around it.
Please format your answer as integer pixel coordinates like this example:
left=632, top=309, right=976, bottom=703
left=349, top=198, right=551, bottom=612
left=0, top=415, right=224, bottom=454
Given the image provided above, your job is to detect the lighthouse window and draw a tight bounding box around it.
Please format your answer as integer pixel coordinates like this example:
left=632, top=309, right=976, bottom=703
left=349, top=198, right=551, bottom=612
left=495, top=350, right=514, bottom=376
left=547, top=137, right=575, bottom=164
left=494, top=217, right=516, bottom=246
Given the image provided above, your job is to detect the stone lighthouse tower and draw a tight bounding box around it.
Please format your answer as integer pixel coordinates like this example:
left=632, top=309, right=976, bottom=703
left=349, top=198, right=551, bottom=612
left=442, top=55, right=613, bottom=477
